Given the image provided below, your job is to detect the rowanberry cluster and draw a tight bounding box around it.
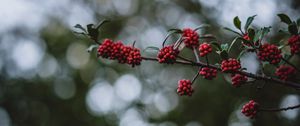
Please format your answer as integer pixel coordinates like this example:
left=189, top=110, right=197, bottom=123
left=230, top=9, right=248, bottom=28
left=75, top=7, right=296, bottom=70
left=221, top=58, right=241, bottom=72
left=275, top=65, right=296, bottom=80
left=177, top=79, right=194, bottom=96
left=231, top=74, right=247, bottom=87
left=97, top=39, right=142, bottom=67
left=182, top=28, right=199, bottom=48
left=157, top=45, right=179, bottom=64
left=241, top=100, right=259, bottom=119
left=257, top=43, right=282, bottom=64
left=199, top=67, right=217, bottom=80
left=199, top=43, right=212, bottom=57
left=288, top=35, right=300, bottom=55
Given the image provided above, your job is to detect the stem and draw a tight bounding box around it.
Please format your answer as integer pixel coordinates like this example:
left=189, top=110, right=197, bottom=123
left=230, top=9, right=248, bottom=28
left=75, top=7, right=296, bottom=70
left=191, top=47, right=201, bottom=84
left=141, top=56, right=300, bottom=89
left=260, top=104, right=300, bottom=112
left=281, top=57, right=300, bottom=73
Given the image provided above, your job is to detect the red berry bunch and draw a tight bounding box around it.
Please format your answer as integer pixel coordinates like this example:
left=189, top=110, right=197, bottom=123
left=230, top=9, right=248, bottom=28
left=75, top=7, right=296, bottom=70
left=177, top=79, right=194, bottom=96
left=97, top=39, right=142, bottom=67
left=241, top=100, right=259, bottom=118
left=257, top=43, right=282, bottom=64
left=221, top=58, right=241, bottom=72
left=199, top=67, right=217, bottom=80
left=97, top=39, right=114, bottom=58
left=127, top=47, right=142, bottom=67
left=231, top=74, right=247, bottom=87
left=199, top=43, right=212, bottom=57
left=182, top=28, right=199, bottom=48
left=275, top=65, right=296, bottom=80
left=288, top=35, right=300, bottom=55
left=157, top=45, right=179, bottom=64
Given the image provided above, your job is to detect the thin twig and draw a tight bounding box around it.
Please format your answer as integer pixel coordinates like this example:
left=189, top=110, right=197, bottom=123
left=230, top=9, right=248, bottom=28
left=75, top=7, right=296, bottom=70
left=259, top=104, right=300, bottom=112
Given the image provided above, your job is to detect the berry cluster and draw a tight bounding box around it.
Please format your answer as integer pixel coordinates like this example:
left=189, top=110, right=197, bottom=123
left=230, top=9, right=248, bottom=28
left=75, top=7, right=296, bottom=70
left=157, top=45, right=179, bottom=64
left=288, top=35, right=300, bottom=55
left=199, top=67, right=217, bottom=80
left=177, top=79, right=194, bottom=96
left=241, top=100, right=259, bottom=118
left=257, top=43, right=282, bottom=64
left=231, top=74, right=247, bottom=87
left=275, top=65, right=296, bottom=80
left=221, top=58, right=241, bottom=72
left=182, top=28, right=199, bottom=48
left=199, top=43, right=212, bottom=57
left=97, top=39, right=142, bottom=67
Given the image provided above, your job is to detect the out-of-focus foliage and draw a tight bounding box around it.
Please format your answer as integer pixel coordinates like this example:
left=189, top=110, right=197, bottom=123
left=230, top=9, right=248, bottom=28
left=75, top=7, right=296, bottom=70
left=0, top=0, right=300, bottom=126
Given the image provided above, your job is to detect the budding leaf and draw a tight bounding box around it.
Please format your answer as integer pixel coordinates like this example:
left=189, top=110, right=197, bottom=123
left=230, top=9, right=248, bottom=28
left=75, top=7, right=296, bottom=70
left=277, top=13, right=292, bottom=24
left=233, top=16, right=242, bottom=30
left=244, top=15, right=257, bottom=31
left=221, top=43, right=229, bottom=51
left=224, top=27, right=241, bottom=36
left=288, top=22, right=298, bottom=35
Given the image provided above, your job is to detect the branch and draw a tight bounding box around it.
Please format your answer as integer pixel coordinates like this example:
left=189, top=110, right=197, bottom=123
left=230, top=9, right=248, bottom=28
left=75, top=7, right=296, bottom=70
left=259, top=104, right=300, bottom=112
left=281, top=57, right=300, bottom=73
left=141, top=56, right=300, bottom=89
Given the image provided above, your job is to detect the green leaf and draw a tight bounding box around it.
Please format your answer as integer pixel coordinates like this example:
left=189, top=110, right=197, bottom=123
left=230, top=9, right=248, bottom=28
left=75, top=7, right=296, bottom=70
left=86, top=44, right=98, bottom=53
left=194, top=24, right=211, bottom=31
left=96, top=19, right=110, bottom=30
left=247, top=28, right=255, bottom=41
left=254, top=27, right=271, bottom=42
left=74, top=24, right=87, bottom=33
left=220, top=50, right=229, bottom=60
left=87, top=24, right=99, bottom=40
left=278, top=44, right=287, bottom=50
left=167, top=28, right=183, bottom=33
left=221, top=43, right=229, bottom=51
left=228, top=37, right=240, bottom=53
left=278, top=29, right=289, bottom=34
left=237, top=50, right=247, bottom=60
left=244, top=15, right=257, bottom=31
left=288, top=22, right=298, bottom=35
left=143, top=46, right=160, bottom=52
left=297, top=18, right=300, bottom=27
left=210, top=42, right=221, bottom=51
left=224, top=27, right=242, bottom=36
left=233, top=16, right=242, bottom=30
left=277, top=13, right=292, bottom=24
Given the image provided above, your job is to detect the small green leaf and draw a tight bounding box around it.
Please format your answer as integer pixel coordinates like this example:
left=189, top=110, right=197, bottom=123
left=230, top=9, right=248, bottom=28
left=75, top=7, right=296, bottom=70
left=220, top=50, right=229, bottom=60
left=143, top=46, right=160, bottom=52
left=87, top=24, right=99, bottom=40
left=167, top=28, right=183, bottom=33
left=224, top=27, right=242, bottom=36
left=221, top=43, right=229, bottom=51
left=86, top=44, right=98, bottom=53
left=277, top=13, right=292, bottom=24
left=233, top=16, right=242, bottom=30
left=244, top=15, right=257, bottom=31
left=74, top=24, right=87, bottom=33
left=254, top=27, right=271, bottom=42
left=288, top=22, right=298, bottom=35
left=247, top=28, right=255, bottom=41
left=210, top=42, right=221, bottom=51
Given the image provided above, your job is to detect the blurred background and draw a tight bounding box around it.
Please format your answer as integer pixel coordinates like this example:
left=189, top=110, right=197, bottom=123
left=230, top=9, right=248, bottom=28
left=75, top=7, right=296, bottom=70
left=1, top=0, right=300, bottom=126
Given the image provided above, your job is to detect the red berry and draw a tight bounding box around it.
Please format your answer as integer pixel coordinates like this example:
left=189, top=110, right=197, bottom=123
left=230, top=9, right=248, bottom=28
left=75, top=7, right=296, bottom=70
left=231, top=74, right=247, bottom=87
left=199, top=67, right=217, bottom=80
left=97, top=39, right=114, bottom=58
left=257, top=43, right=282, bottom=64
left=177, top=79, right=193, bottom=96
left=157, top=45, right=179, bottom=64
left=221, top=58, right=241, bottom=72
left=275, top=65, right=296, bottom=80
left=241, top=100, right=259, bottom=119
left=117, top=45, right=132, bottom=64
left=199, top=43, right=212, bottom=57
left=127, top=47, right=142, bottom=67
left=288, top=35, right=300, bottom=55
left=110, top=41, right=123, bottom=60
left=182, top=28, right=199, bottom=48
